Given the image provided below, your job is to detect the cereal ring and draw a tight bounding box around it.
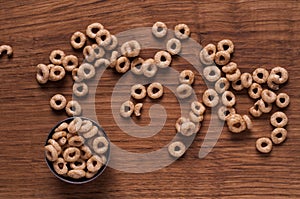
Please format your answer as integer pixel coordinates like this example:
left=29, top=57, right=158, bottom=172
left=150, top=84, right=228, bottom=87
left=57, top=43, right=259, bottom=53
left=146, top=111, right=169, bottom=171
left=134, top=103, right=143, bottom=117
left=92, top=44, right=105, bottom=59
left=131, top=84, right=147, bottom=100
left=256, top=137, right=272, bottom=154
left=152, top=21, right=167, bottom=38
left=65, top=100, right=82, bottom=116
left=52, top=131, right=67, bottom=140
left=83, top=45, right=96, bottom=63
left=191, top=101, right=206, bottom=116
left=240, top=72, right=253, bottom=88
left=63, top=147, right=81, bottom=162
left=175, top=117, right=189, bottom=133
left=267, top=74, right=280, bottom=90
left=82, top=125, right=98, bottom=139
left=179, top=70, right=195, bottom=85
left=176, top=84, right=193, bottom=99
left=270, top=66, right=288, bottom=84
left=67, top=117, right=82, bottom=134
left=67, top=169, right=86, bottom=179
left=256, top=99, right=272, bottom=113
left=232, top=78, right=244, bottom=91
left=86, top=22, right=104, bottom=39
left=78, top=120, right=93, bottom=134
left=202, top=89, right=219, bottom=108
left=248, top=83, right=262, bottom=99
left=217, top=39, right=234, bottom=54
left=221, top=91, right=236, bottom=107
left=68, top=136, right=85, bottom=147
left=45, top=144, right=58, bottom=162
left=36, top=64, right=49, bottom=84
left=48, top=139, right=62, bottom=155
left=49, top=50, right=65, bottom=65
left=214, top=51, right=230, bottom=66
left=214, top=77, right=230, bottom=94
left=70, top=31, right=86, bottom=49
left=166, top=38, right=181, bottom=55
left=95, top=29, right=112, bottom=47
left=180, top=121, right=196, bottom=136
left=55, top=122, right=68, bottom=132
left=62, top=55, right=78, bottom=72
left=80, top=145, right=92, bottom=160
left=131, top=57, right=144, bottom=75
left=252, top=68, right=269, bottom=84
left=116, top=56, right=130, bottom=73
left=72, top=68, right=83, bottom=82
left=199, top=44, right=216, bottom=65
left=0, top=45, right=13, bottom=57
left=105, top=35, right=119, bottom=51
left=109, top=50, right=119, bottom=68
left=142, top=58, right=158, bottom=78
left=276, top=93, right=290, bottom=108
left=77, top=63, right=95, bottom=80
left=50, top=94, right=67, bottom=110
left=53, top=157, right=68, bottom=175
left=58, top=137, right=67, bottom=146
left=49, top=65, right=65, bottom=81
left=73, top=82, right=89, bottom=97
left=271, top=128, right=287, bottom=144
left=270, top=111, right=288, bottom=128
left=217, top=106, right=236, bottom=121
left=203, top=65, right=221, bottom=82
left=174, top=23, right=190, bottom=40
left=189, top=111, right=204, bottom=123
left=222, top=62, right=237, bottom=74
left=120, top=40, right=141, bottom=57
left=249, top=103, right=262, bottom=118
left=94, top=58, right=110, bottom=69
left=226, top=114, right=247, bottom=133
left=70, top=159, right=86, bottom=170
left=147, top=82, right=164, bottom=99
left=87, top=155, right=103, bottom=172
left=226, top=68, right=241, bottom=82
left=261, top=89, right=277, bottom=104
left=242, top=115, right=252, bottom=130
left=168, top=141, right=186, bottom=158
left=93, top=137, right=109, bottom=154
left=154, top=50, right=172, bottom=68
left=120, top=100, right=134, bottom=118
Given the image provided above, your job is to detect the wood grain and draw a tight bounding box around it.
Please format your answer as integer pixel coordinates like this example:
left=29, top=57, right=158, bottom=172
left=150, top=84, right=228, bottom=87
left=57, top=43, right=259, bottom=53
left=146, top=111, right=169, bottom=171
left=0, top=0, right=300, bottom=198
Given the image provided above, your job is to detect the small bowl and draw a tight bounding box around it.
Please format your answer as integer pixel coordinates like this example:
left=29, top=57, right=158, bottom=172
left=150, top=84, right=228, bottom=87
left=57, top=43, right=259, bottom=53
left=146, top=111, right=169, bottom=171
left=45, top=117, right=110, bottom=184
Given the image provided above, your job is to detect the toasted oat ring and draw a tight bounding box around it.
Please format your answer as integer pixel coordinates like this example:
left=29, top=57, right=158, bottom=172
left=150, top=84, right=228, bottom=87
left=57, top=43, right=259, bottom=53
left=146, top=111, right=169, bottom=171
left=176, top=84, right=193, bottom=99
left=221, top=91, right=236, bottom=107
left=83, top=45, right=96, bottom=63
left=45, top=144, right=58, bottom=162
left=63, top=147, right=81, bottom=162
left=131, top=57, right=144, bottom=75
left=147, top=82, right=164, bottom=99
left=87, top=155, right=103, bottom=172
left=142, top=58, right=158, bottom=78
left=120, top=40, right=141, bottom=57
left=180, top=121, right=196, bottom=136
left=189, top=111, right=204, bottom=123
left=217, top=106, right=236, bottom=121
left=242, top=115, right=253, bottom=130
left=174, top=23, right=190, bottom=40
left=252, top=68, right=269, bottom=84
left=95, top=29, right=112, bottom=47
left=109, top=51, right=119, bottom=68
left=55, top=122, right=68, bottom=132
left=36, top=64, right=49, bottom=84
left=270, top=111, right=288, bottom=128
left=256, top=137, right=272, bottom=154
left=53, top=157, right=68, bottom=175
left=191, top=101, right=206, bottom=116
left=256, top=99, right=272, bottom=113
left=49, top=65, right=65, bottom=81
left=175, top=117, right=189, bottom=133
left=73, top=82, right=89, bottom=97
left=72, top=68, right=83, bottom=82
left=215, top=77, right=230, bottom=94
left=154, top=51, right=172, bottom=68
left=276, top=93, right=290, bottom=108
left=203, top=65, right=221, bottom=82
left=65, top=100, right=82, bottom=116
left=199, top=44, right=216, bottom=65
left=52, top=131, right=67, bottom=140
left=226, top=68, right=241, bottom=82
left=0, top=45, right=13, bottom=57
left=78, top=63, right=95, bottom=80
left=134, top=103, right=143, bottom=117
left=166, top=38, right=181, bottom=55
left=82, top=125, right=98, bottom=139
left=179, top=70, right=195, bottom=85
left=67, top=169, right=86, bottom=179
left=70, top=31, right=86, bottom=49
left=80, top=145, right=92, bottom=160
left=116, top=56, right=130, bottom=73
left=62, top=55, right=78, bottom=72
left=86, top=22, right=104, bottom=39
left=271, top=128, right=287, bottom=144
left=168, top=141, right=186, bottom=158
left=222, top=62, right=237, bottom=74
left=232, top=78, right=244, bottom=91
left=78, top=120, right=93, bottom=134
left=50, top=94, right=67, bottom=110
left=68, top=117, right=82, bottom=134
left=261, top=89, right=277, bottom=104
left=58, top=137, right=67, bottom=146
left=152, top=21, right=167, bottom=38
left=68, top=136, right=85, bottom=147
left=120, top=100, right=134, bottom=118
left=249, top=103, right=262, bottom=118
left=104, top=35, right=118, bottom=51
left=49, top=50, right=65, bottom=65
left=217, top=39, right=234, bottom=54
left=48, top=139, right=62, bottom=155
left=267, top=74, right=280, bottom=90
left=214, top=51, right=230, bottom=66
left=248, top=83, right=262, bottom=99
left=91, top=44, right=105, bottom=59
left=94, top=58, right=110, bottom=69
left=270, top=66, right=288, bottom=84
left=226, top=114, right=247, bottom=133
left=131, top=84, right=147, bottom=100
left=240, top=72, right=253, bottom=88
left=202, top=89, right=219, bottom=108
left=70, top=158, right=86, bottom=170
left=93, top=136, right=109, bottom=154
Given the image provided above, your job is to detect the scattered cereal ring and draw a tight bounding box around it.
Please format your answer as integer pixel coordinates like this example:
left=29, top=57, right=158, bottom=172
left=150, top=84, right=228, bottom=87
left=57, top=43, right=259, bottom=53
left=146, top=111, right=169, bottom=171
left=105, top=35, right=119, bottom=51
left=222, top=62, right=237, bottom=74
left=131, top=57, right=144, bottom=75
left=270, top=111, right=288, bottom=128
left=93, top=136, right=109, bottom=154
left=217, top=39, right=234, bottom=54
left=176, top=84, right=193, bottom=99
left=175, top=117, right=189, bottom=133
left=152, top=21, right=167, bottom=38
left=53, top=157, right=68, bottom=175
left=248, top=83, right=262, bottom=99
left=87, top=155, right=103, bottom=172
left=203, top=65, right=221, bottom=82
left=240, top=72, right=253, bottom=88
left=70, top=31, right=86, bottom=49
left=217, top=106, right=236, bottom=121
left=214, top=77, right=230, bottom=94
left=270, top=66, right=288, bottom=84
left=134, top=103, right=143, bottom=117
left=45, top=144, right=58, bottom=162
left=65, top=100, right=82, bottom=116
left=199, top=44, right=216, bottom=65
left=94, top=58, right=110, bottom=68
left=131, top=84, right=147, bottom=100
left=166, top=38, right=181, bottom=55
left=232, top=78, right=244, bottom=91
left=95, top=29, right=112, bottom=47
left=276, top=93, right=290, bottom=108
left=49, top=50, right=65, bottom=65
left=179, top=70, right=195, bottom=85
left=221, top=91, right=236, bottom=107
left=226, top=68, right=241, bottom=82
left=0, top=45, right=13, bottom=57
left=49, top=65, right=66, bottom=81
left=50, top=94, right=67, bottom=110
left=36, top=64, right=49, bottom=84
left=72, top=68, right=84, bottom=82
left=180, top=121, right=196, bottom=136
left=256, top=99, right=272, bottom=113
left=191, top=101, right=206, bottom=116
left=189, top=111, right=204, bottom=123
left=92, top=44, right=106, bottom=59
left=174, top=23, right=190, bottom=40
left=63, top=147, right=81, bottom=162
left=271, top=128, right=287, bottom=144
left=261, top=89, right=277, bottom=104
left=226, top=114, right=247, bottom=133
left=249, top=103, right=262, bottom=118
left=120, top=100, right=134, bottom=118
left=202, top=89, right=219, bottom=108
left=256, top=137, right=272, bottom=154
left=168, top=141, right=186, bottom=158
left=120, top=40, right=141, bottom=57
left=77, top=63, right=95, bottom=80
left=214, top=51, right=230, bottom=66
left=83, top=45, right=96, bottom=63
left=142, top=58, right=158, bottom=78
left=109, top=51, right=120, bottom=68
left=267, top=74, right=280, bottom=90
left=242, top=115, right=252, bottom=130
left=73, top=82, right=89, bottom=97
left=154, top=50, right=172, bottom=68
left=147, top=82, right=164, bottom=99
left=62, top=55, right=78, bottom=72
left=116, top=56, right=130, bottom=73
left=86, top=22, right=104, bottom=39
left=252, top=68, right=269, bottom=84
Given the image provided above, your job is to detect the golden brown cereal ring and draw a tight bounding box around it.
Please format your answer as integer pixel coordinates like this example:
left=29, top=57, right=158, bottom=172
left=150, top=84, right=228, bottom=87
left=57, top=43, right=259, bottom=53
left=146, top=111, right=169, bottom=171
left=78, top=120, right=93, bottom=134
left=87, top=155, right=103, bottom=172
left=50, top=94, right=67, bottom=110
left=217, top=106, right=236, bottom=121
left=222, top=62, right=237, bottom=74
left=256, top=99, right=272, bottom=114
left=248, top=83, right=262, bottom=99
left=267, top=74, right=280, bottom=90
left=242, top=115, right=252, bottom=130
left=78, top=63, right=95, bottom=80
left=256, top=137, right=272, bottom=154
left=53, top=157, right=68, bottom=175
left=67, top=169, right=86, bottom=179
left=83, top=45, right=96, bottom=63
left=120, top=40, right=141, bottom=57
left=240, top=72, right=253, bottom=88
left=232, top=78, right=244, bottom=91
left=175, top=117, right=189, bottom=133
left=199, top=44, right=216, bottom=65
left=134, top=103, right=143, bottom=117
left=252, top=68, right=269, bottom=84
left=105, top=35, right=119, bottom=51
left=276, top=93, right=290, bottom=108
left=202, top=89, right=219, bottom=108
left=166, top=38, right=181, bottom=55
left=142, top=58, right=158, bottom=78
left=68, top=117, right=82, bottom=134
left=49, top=65, right=65, bottom=81
left=45, top=144, right=58, bottom=162
left=65, top=100, right=82, bottom=116
left=73, top=82, right=89, bottom=97
left=82, top=125, right=98, bottom=139
left=226, top=114, right=247, bottom=133
left=203, top=65, right=221, bottom=82
left=48, top=139, right=62, bottom=155
left=221, top=91, right=236, bottom=107
left=152, top=21, right=167, bottom=38
left=36, top=64, right=49, bottom=84
left=270, top=66, right=288, bottom=84
left=58, top=137, right=67, bottom=146
left=147, top=82, right=164, bottom=99
left=189, top=111, right=204, bottom=123
left=168, top=141, right=186, bottom=158
left=55, top=122, right=68, bottom=132
left=49, top=50, right=65, bottom=65
left=93, top=137, right=109, bottom=154
left=68, top=136, right=85, bottom=147
left=116, top=56, right=130, bottom=73
left=215, top=77, right=230, bottom=94
left=270, top=111, right=288, bottom=128
left=95, top=29, right=112, bottom=47
left=261, top=89, right=277, bottom=104
left=72, top=68, right=83, bottom=82
left=52, top=131, right=67, bottom=140
left=131, top=57, right=144, bottom=75
left=179, top=70, right=195, bottom=85
left=249, top=103, right=262, bottom=118
left=131, top=84, right=147, bottom=100
left=86, top=171, right=98, bottom=179
left=217, top=39, right=234, bottom=54
left=63, top=147, right=81, bottom=162
left=86, top=22, right=104, bottom=39
left=120, top=100, right=134, bottom=118
left=271, top=128, right=287, bottom=144
left=0, top=45, right=13, bottom=57
left=180, top=121, right=197, bottom=136
left=226, top=68, right=241, bottom=82
left=191, top=101, right=206, bottom=116
left=70, top=31, right=86, bottom=49
left=174, top=23, right=190, bottom=40
left=70, top=158, right=86, bottom=170
left=80, top=145, right=92, bottom=160
left=154, top=50, right=172, bottom=68
left=176, top=84, right=193, bottom=99
left=62, top=55, right=78, bottom=72
left=214, top=51, right=230, bottom=66
left=109, top=50, right=119, bottom=68
left=94, top=58, right=110, bottom=69
left=92, top=44, right=105, bottom=59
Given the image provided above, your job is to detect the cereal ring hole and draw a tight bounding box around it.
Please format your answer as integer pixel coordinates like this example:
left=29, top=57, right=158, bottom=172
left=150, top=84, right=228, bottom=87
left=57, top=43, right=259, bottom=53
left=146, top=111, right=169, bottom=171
left=219, top=55, right=225, bottom=61
left=276, top=117, right=283, bottom=123
left=92, top=27, right=100, bottom=34
left=219, top=83, right=225, bottom=88
left=75, top=37, right=81, bottom=43
left=92, top=160, right=98, bottom=167
left=253, top=88, right=258, bottom=94
left=54, top=70, right=61, bottom=75
left=261, top=142, right=268, bottom=147
left=55, top=100, right=62, bottom=106
left=224, top=110, right=230, bottom=116
left=233, top=122, right=241, bottom=128
left=100, top=35, right=107, bottom=41
left=276, top=72, right=282, bottom=78
left=134, top=88, right=142, bottom=94
left=226, top=95, right=232, bottom=101
left=74, top=161, right=83, bottom=166
left=124, top=105, right=131, bottom=112
left=157, top=26, right=163, bottom=32
left=58, top=163, right=64, bottom=169
left=84, top=68, right=91, bottom=74
left=171, top=43, right=177, bottom=50
left=276, top=132, right=283, bottom=138
left=279, top=97, right=285, bottom=103
left=208, top=95, right=215, bottom=101
left=209, top=70, right=215, bottom=76
left=69, top=152, right=76, bottom=157
left=222, top=44, right=229, bottom=51
left=160, top=56, right=166, bottom=62
left=235, top=80, right=241, bottom=85
left=174, top=146, right=181, bottom=151
left=152, top=87, right=160, bottom=94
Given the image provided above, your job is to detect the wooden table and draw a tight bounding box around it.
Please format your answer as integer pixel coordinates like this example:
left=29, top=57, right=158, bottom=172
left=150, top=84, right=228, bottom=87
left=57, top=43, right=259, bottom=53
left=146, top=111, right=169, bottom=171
left=0, top=0, right=299, bottom=198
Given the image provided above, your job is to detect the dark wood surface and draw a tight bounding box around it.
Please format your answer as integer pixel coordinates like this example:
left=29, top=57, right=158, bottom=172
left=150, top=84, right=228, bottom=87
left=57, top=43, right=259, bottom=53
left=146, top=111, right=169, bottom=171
left=0, top=0, right=300, bottom=198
